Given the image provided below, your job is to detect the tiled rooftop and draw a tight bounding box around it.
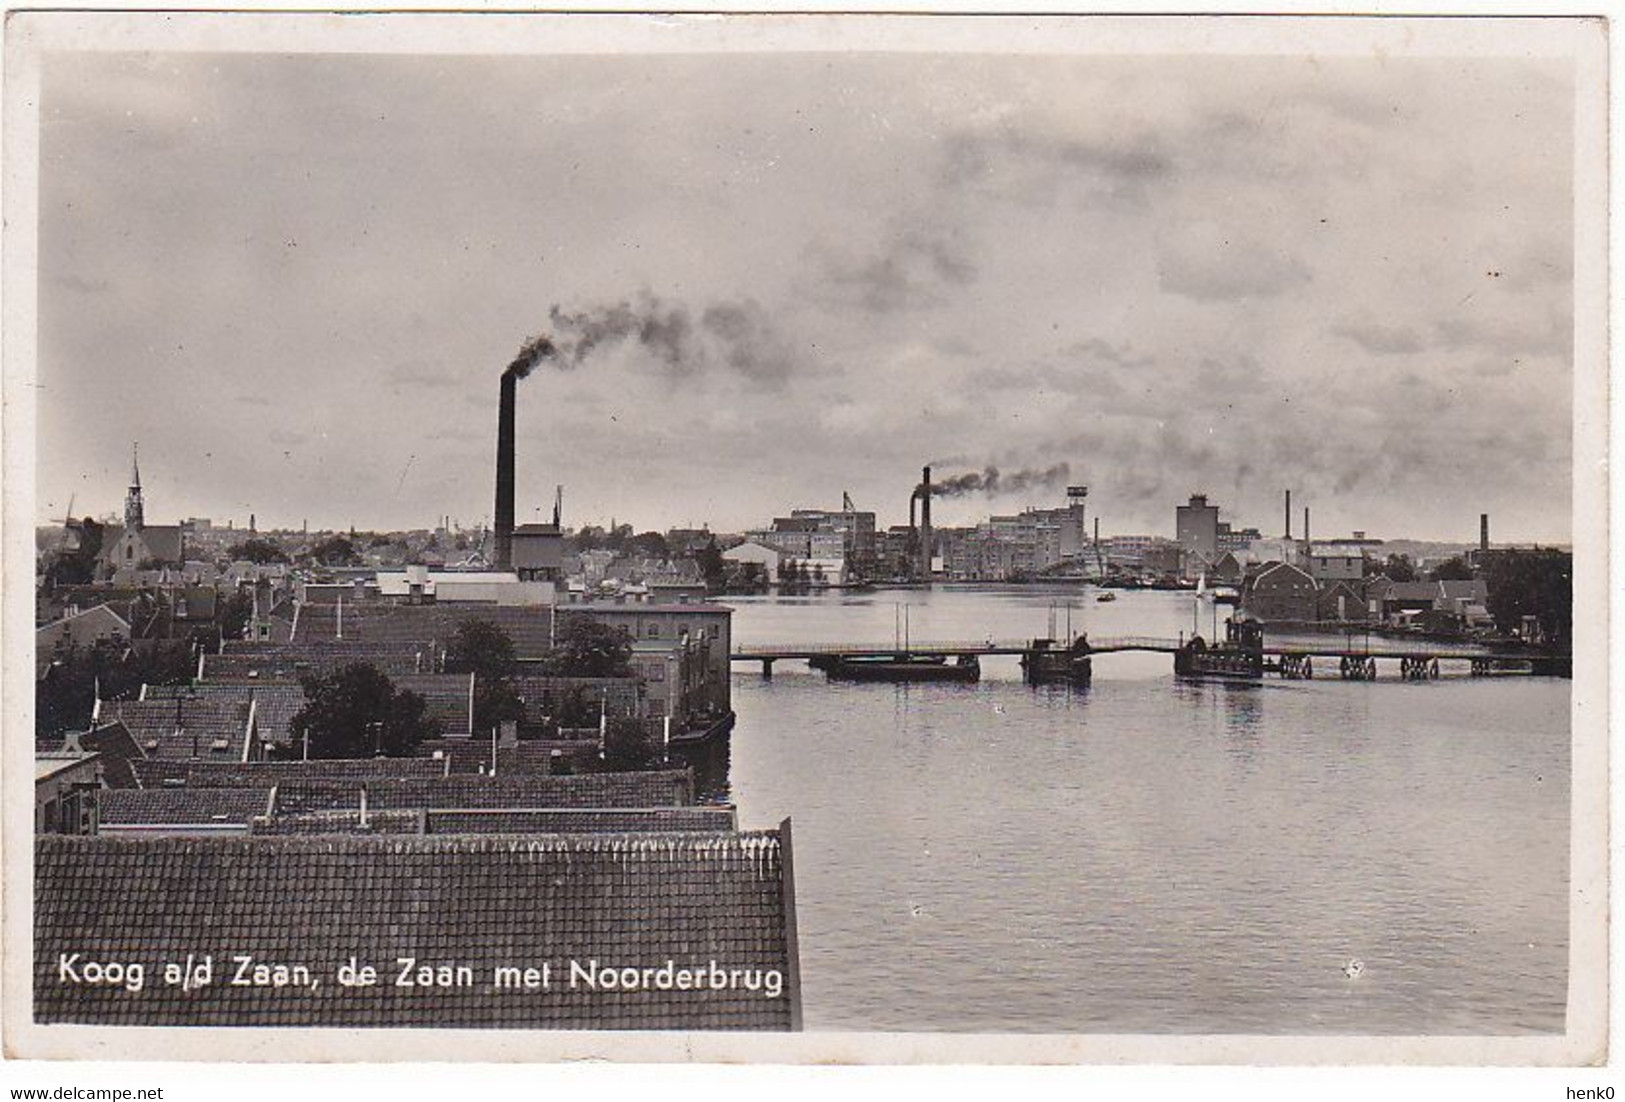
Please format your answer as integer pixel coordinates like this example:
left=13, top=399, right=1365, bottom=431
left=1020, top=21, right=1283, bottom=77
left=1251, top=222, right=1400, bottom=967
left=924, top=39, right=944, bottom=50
left=269, top=769, right=695, bottom=814
left=201, top=645, right=426, bottom=682
left=35, top=830, right=798, bottom=1029
left=145, top=683, right=306, bottom=747
left=290, top=603, right=558, bottom=658
left=394, top=673, right=475, bottom=736
left=72, top=722, right=144, bottom=790
left=99, top=788, right=274, bottom=828
left=251, top=807, right=738, bottom=836
left=105, top=699, right=251, bottom=762
left=416, top=739, right=595, bottom=776
left=510, top=675, right=641, bottom=722
left=131, top=757, right=451, bottom=789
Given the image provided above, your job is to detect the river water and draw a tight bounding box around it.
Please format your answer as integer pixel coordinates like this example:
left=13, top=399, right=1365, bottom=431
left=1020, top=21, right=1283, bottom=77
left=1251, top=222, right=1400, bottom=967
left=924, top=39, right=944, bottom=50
left=690, top=585, right=1570, bottom=1034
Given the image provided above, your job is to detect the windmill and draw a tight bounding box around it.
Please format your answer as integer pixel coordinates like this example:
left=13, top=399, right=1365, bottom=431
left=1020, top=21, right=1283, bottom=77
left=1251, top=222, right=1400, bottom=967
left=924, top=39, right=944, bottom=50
left=54, top=492, right=77, bottom=552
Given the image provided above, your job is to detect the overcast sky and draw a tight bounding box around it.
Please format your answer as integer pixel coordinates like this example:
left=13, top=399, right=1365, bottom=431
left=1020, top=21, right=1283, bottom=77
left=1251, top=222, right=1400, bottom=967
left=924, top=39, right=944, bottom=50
left=37, top=47, right=1574, bottom=542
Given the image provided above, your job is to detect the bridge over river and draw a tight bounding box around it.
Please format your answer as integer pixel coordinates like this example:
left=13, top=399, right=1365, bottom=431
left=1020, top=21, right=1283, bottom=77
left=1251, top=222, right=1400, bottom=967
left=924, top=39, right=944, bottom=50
left=730, top=633, right=1554, bottom=680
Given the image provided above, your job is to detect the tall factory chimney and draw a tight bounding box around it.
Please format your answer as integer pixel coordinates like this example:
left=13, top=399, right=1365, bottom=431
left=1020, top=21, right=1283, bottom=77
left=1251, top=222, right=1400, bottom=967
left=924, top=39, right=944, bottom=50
left=1480, top=513, right=1490, bottom=555
left=494, top=371, right=517, bottom=572
left=1284, top=490, right=1292, bottom=540
left=1304, top=506, right=1311, bottom=546
left=919, top=465, right=933, bottom=579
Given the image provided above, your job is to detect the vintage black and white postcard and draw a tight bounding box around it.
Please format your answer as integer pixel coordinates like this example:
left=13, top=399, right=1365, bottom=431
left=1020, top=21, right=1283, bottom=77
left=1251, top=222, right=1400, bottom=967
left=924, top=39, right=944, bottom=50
left=2, top=10, right=1609, bottom=1066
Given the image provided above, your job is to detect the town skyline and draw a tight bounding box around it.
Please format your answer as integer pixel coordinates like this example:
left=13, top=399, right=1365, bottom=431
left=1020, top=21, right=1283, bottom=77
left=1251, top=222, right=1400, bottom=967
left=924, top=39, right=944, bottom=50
left=37, top=48, right=1574, bottom=543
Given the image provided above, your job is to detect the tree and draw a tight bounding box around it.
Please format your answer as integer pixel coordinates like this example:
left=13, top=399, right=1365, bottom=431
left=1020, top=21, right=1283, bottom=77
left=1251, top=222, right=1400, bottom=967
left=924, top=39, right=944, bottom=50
left=227, top=537, right=289, bottom=564
left=598, top=716, right=661, bottom=771
left=1429, top=556, right=1475, bottom=581
left=1485, top=550, right=1572, bottom=646
left=43, top=518, right=104, bottom=586
left=36, top=637, right=196, bottom=740
left=445, top=620, right=517, bottom=680
left=693, top=540, right=725, bottom=586
left=218, top=589, right=254, bottom=641
left=445, top=619, right=523, bottom=735
left=571, top=525, right=606, bottom=553
left=556, top=686, right=602, bottom=729
left=541, top=615, right=634, bottom=678
left=1380, top=553, right=1418, bottom=582
left=292, top=663, right=434, bottom=758
left=305, top=536, right=360, bottom=566
left=627, top=531, right=670, bottom=559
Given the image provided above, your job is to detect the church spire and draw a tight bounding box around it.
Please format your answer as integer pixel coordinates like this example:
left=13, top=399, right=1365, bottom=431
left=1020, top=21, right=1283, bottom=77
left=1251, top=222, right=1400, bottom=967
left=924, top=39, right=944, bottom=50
left=124, top=442, right=145, bottom=531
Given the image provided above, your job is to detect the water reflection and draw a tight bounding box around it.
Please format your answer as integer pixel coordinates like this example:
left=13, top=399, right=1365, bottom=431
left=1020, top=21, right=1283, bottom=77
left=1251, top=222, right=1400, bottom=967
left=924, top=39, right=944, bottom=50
left=709, top=587, right=1568, bottom=1033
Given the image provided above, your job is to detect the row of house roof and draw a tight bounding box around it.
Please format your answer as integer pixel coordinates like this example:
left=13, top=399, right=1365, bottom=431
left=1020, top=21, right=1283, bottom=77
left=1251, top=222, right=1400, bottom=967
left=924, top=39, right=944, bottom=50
left=35, top=829, right=799, bottom=1029
left=1242, top=563, right=1491, bottom=627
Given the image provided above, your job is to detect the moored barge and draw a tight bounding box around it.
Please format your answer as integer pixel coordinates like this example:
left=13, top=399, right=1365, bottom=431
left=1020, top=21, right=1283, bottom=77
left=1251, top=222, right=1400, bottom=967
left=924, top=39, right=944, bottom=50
left=810, top=653, right=982, bottom=683
left=1174, top=619, right=1265, bottom=682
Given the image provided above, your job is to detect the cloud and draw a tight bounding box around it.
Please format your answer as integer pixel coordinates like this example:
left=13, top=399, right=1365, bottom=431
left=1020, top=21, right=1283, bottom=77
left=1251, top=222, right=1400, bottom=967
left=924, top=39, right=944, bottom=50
left=698, top=299, right=802, bottom=386
left=1066, top=337, right=1155, bottom=370
left=387, top=360, right=458, bottom=389
left=808, top=225, right=978, bottom=315
left=1157, top=225, right=1312, bottom=302
left=1433, top=311, right=1570, bottom=359
left=939, top=126, right=1170, bottom=194
left=1331, top=320, right=1428, bottom=356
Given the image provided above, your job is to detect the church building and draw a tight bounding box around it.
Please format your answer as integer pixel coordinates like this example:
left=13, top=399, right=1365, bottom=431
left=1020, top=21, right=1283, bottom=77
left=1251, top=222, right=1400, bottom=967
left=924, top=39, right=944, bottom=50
left=99, top=446, right=186, bottom=577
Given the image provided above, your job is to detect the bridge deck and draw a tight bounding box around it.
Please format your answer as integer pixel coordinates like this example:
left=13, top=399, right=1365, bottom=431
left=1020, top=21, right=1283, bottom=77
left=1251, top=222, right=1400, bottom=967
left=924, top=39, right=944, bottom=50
left=730, top=636, right=1533, bottom=662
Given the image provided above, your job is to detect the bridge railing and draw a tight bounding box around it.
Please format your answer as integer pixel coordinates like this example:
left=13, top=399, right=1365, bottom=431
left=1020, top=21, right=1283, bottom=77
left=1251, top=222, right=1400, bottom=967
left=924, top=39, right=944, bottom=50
left=732, top=639, right=1031, bottom=657
left=730, top=636, right=1191, bottom=657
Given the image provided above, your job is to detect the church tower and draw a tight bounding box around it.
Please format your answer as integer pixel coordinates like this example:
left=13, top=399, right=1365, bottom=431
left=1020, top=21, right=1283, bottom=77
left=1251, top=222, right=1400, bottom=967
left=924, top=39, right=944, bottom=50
left=124, top=444, right=145, bottom=531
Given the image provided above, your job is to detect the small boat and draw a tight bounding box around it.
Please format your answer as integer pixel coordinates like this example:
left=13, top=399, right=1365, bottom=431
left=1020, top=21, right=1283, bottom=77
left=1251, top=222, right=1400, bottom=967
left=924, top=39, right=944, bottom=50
left=811, top=653, right=981, bottom=683
left=1095, top=591, right=1117, bottom=603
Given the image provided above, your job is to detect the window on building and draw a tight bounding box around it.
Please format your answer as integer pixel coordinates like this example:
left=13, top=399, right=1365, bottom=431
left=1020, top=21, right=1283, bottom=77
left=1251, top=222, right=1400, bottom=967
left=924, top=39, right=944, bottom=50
left=646, top=623, right=659, bottom=637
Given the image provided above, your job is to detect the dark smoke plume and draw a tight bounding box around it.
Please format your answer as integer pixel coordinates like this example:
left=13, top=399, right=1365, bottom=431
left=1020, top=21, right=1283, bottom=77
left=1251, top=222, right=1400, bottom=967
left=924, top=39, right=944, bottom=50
left=920, top=463, right=1072, bottom=498
left=530, top=292, right=796, bottom=385
left=505, top=334, right=557, bottom=379
left=548, top=297, right=697, bottom=374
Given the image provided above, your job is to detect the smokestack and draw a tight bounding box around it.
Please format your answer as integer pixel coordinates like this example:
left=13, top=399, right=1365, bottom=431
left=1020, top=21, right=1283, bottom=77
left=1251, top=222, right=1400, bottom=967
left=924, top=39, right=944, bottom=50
left=1304, top=507, right=1310, bottom=546
left=494, top=372, right=517, bottom=572
left=1284, top=490, right=1292, bottom=540
left=919, top=465, right=933, bottom=578
left=1480, top=513, right=1490, bottom=554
